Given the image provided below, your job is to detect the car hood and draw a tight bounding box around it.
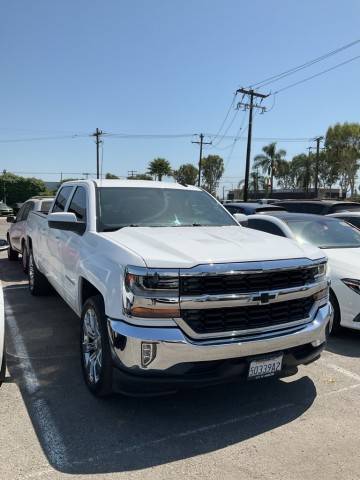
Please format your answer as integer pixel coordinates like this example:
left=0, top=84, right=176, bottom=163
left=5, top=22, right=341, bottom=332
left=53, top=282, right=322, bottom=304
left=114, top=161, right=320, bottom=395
left=325, top=248, right=360, bottom=278
left=101, top=226, right=325, bottom=268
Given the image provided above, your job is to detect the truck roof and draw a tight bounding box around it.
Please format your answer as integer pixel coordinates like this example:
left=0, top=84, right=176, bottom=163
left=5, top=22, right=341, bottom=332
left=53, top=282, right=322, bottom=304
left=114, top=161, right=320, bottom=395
left=63, top=179, right=201, bottom=191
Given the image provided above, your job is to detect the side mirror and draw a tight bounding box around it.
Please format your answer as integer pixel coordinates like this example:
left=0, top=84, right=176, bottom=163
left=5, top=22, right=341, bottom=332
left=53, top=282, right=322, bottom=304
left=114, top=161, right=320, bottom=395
left=6, top=216, right=15, bottom=223
left=48, top=212, right=86, bottom=235
left=233, top=213, right=248, bottom=226
left=0, top=238, right=9, bottom=251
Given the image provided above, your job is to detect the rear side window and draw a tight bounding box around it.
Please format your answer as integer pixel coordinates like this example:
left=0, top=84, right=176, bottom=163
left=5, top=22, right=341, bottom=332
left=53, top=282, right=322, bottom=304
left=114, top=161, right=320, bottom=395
left=247, top=218, right=286, bottom=237
left=22, top=201, right=35, bottom=221
left=40, top=201, right=53, bottom=213
left=52, top=187, right=73, bottom=213
left=68, top=187, right=87, bottom=221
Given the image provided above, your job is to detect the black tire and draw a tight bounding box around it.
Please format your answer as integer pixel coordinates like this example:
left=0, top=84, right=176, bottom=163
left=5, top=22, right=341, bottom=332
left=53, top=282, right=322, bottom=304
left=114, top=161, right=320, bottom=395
left=329, top=291, right=342, bottom=335
left=7, top=236, right=18, bottom=261
left=22, top=243, right=29, bottom=273
left=80, top=295, right=113, bottom=397
left=28, top=249, right=51, bottom=296
left=0, top=346, right=6, bottom=386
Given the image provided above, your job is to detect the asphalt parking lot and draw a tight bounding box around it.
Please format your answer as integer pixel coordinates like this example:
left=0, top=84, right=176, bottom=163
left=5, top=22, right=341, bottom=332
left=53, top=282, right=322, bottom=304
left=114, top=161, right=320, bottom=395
left=0, top=218, right=360, bottom=480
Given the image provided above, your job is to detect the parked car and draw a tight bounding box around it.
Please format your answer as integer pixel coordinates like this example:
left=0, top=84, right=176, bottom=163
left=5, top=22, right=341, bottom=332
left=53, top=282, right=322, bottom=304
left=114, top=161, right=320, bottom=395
left=0, top=202, right=13, bottom=216
left=224, top=202, right=287, bottom=215
left=257, top=198, right=280, bottom=204
left=26, top=180, right=330, bottom=396
left=243, top=211, right=360, bottom=334
left=327, top=211, right=360, bottom=230
left=0, top=280, right=5, bottom=387
left=273, top=200, right=360, bottom=215
left=7, top=196, right=54, bottom=272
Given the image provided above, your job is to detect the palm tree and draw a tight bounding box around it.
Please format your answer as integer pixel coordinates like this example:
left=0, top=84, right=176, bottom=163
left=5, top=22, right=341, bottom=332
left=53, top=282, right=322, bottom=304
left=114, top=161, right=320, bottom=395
left=147, top=158, right=172, bottom=181
left=253, top=143, right=286, bottom=195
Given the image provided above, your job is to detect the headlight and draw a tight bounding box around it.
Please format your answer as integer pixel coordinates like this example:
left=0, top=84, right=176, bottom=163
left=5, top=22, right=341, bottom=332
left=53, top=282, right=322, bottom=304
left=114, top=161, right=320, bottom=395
left=123, top=266, right=180, bottom=318
left=314, top=262, right=327, bottom=280
left=342, top=278, right=360, bottom=295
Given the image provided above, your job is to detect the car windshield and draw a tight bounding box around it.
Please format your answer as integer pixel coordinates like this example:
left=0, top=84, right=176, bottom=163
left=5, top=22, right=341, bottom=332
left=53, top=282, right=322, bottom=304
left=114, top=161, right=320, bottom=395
left=286, top=218, right=360, bottom=249
left=97, top=187, right=237, bottom=231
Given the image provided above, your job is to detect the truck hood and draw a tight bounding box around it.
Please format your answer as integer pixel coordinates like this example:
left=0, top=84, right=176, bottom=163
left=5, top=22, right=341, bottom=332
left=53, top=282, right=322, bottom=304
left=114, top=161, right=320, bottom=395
left=102, top=226, right=325, bottom=268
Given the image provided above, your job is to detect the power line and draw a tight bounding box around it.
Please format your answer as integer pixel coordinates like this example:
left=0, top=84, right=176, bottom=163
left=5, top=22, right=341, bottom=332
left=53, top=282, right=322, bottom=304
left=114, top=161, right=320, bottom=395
left=210, top=93, right=237, bottom=144
left=250, top=38, right=360, bottom=89
left=273, top=54, right=360, bottom=94
left=0, top=134, right=88, bottom=143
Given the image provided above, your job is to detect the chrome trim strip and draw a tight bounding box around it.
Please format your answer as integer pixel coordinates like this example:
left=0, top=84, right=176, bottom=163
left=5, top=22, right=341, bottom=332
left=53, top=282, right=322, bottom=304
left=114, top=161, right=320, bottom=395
left=176, top=298, right=327, bottom=340
left=179, top=257, right=327, bottom=276
left=180, top=280, right=328, bottom=310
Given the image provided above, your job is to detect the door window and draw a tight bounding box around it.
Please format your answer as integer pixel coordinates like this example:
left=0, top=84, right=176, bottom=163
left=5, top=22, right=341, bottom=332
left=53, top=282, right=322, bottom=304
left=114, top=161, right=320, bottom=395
left=52, top=187, right=73, bottom=212
left=68, top=187, right=87, bottom=222
left=22, top=201, right=35, bottom=221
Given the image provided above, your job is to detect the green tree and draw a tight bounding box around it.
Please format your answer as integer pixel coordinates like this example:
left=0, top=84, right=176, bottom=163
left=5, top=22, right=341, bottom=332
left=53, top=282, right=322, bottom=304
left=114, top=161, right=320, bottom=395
left=127, top=173, right=153, bottom=180
left=325, top=122, right=360, bottom=196
left=105, top=172, right=120, bottom=179
left=147, top=158, right=172, bottom=181
left=253, top=143, right=286, bottom=195
left=0, top=172, right=47, bottom=205
left=173, top=163, right=198, bottom=185
left=201, top=155, right=224, bottom=195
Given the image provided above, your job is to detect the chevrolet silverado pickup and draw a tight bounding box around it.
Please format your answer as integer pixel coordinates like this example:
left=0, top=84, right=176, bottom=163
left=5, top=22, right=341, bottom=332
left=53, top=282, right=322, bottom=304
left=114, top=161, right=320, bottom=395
left=26, top=180, right=331, bottom=396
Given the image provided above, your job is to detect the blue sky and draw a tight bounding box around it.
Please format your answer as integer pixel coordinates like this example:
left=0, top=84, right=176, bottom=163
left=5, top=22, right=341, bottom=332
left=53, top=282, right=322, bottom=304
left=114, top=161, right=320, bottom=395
left=1, top=0, right=360, bottom=194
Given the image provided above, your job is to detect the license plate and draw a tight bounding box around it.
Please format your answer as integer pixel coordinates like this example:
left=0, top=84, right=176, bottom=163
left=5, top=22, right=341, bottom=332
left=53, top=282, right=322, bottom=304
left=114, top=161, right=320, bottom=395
left=248, top=355, right=283, bottom=380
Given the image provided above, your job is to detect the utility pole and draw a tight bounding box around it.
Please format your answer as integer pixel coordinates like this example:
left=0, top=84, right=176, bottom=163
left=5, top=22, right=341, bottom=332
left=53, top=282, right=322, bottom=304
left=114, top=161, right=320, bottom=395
left=236, top=88, right=269, bottom=202
left=192, top=134, right=212, bottom=187
left=128, top=170, right=138, bottom=178
left=91, top=128, right=104, bottom=179
left=306, top=146, right=313, bottom=195
left=314, top=136, right=324, bottom=198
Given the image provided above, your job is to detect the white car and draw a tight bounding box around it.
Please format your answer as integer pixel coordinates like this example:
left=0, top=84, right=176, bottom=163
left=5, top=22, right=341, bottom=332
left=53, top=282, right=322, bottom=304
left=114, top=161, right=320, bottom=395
left=243, top=211, right=360, bottom=334
left=7, top=196, right=54, bottom=272
left=0, top=281, right=5, bottom=387
left=327, top=211, right=360, bottom=230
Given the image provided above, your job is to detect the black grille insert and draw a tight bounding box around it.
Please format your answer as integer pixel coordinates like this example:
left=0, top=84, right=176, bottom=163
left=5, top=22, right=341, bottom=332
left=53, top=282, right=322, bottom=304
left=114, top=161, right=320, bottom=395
left=181, top=296, right=314, bottom=335
left=180, top=268, right=316, bottom=296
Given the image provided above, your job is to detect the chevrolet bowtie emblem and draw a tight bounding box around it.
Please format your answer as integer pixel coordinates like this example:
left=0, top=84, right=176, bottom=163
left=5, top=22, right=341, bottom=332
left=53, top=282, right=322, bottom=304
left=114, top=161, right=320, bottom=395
left=252, top=292, right=277, bottom=304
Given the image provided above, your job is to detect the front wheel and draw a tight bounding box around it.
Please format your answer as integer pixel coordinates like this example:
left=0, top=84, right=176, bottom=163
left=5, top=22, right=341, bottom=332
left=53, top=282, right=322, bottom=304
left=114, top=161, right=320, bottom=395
left=80, top=296, right=113, bottom=397
left=329, top=291, right=342, bottom=335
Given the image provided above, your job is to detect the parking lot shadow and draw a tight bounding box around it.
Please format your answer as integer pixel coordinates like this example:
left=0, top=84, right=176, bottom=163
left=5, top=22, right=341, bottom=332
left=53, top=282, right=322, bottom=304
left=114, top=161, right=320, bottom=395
left=4, top=286, right=318, bottom=475
left=326, top=329, right=360, bottom=358
left=0, top=257, right=27, bottom=283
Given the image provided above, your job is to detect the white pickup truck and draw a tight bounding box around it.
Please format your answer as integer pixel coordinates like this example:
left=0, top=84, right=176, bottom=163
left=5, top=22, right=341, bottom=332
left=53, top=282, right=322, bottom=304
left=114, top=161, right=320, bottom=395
left=27, top=180, right=331, bottom=396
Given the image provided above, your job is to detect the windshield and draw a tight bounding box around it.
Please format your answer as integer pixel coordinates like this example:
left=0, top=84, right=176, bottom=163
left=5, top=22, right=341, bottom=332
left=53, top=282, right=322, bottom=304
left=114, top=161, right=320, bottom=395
left=97, top=187, right=237, bottom=231
left=286, top=218, right=360, bottom=249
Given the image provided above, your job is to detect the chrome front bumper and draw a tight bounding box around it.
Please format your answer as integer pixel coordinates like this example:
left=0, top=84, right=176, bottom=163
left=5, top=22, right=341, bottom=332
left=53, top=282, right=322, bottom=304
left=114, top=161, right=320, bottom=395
left=108, top=302, right=331, bottom=374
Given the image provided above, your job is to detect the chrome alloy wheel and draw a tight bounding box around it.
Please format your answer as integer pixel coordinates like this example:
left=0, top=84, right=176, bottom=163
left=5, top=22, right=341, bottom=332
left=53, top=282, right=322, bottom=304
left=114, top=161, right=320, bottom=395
left=82, top=307, right=103, bottom=385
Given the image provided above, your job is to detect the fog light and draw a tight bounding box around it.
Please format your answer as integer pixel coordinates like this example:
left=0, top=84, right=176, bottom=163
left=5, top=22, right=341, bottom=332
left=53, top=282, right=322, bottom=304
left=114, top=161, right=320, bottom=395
left=141, top=342, right=157, bottom=367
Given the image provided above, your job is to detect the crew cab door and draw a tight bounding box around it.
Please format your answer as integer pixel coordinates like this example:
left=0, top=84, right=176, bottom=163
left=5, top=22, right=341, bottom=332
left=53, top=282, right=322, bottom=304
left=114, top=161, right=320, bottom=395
left=46, top=186, right=74, bottom=290
left=61, top=186, right=88, bottom=310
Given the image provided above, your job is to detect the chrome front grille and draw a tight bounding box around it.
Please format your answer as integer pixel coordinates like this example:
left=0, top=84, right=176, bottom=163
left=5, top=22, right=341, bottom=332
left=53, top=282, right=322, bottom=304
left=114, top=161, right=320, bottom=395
left=180, top=268, right=317, bottom=296
left=177, top=258, right=328, bottom=339
left=181, top=296, right=315, bottom=335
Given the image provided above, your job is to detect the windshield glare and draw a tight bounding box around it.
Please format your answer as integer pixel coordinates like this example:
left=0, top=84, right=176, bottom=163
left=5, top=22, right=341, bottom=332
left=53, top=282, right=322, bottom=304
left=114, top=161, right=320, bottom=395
left=98, top=187, right=237, bottom=231
left=286, top=218, right=360, bottom=249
